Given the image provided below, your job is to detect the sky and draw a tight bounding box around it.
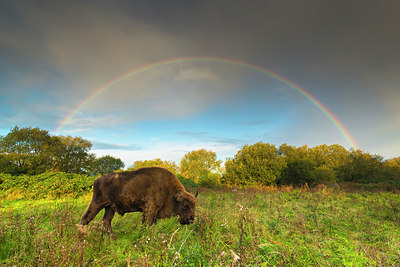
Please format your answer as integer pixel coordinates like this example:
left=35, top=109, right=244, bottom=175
left=1, top=0, right=400, bottom=167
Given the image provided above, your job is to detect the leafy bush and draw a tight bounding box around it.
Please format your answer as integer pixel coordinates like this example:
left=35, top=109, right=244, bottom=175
left=0, top=172, right=95, bottom=199
left=198, top=171, right=221, bottom=188
left=180, top=149, right=222, bottom=182
left=224, top=142, right=286, bottom=186
left=90, top=155, right=125, bottom=175
left=176, top=174, right=199, bottom=189
left=313, top=165, right=337, bottom=185
left=131, top=159, right=178, bottom=174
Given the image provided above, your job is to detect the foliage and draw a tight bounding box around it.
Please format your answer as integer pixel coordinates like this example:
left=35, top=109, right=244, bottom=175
left=198, top=171, right=222, bottom=188
left=131, top=158, right=178, bottom=174
left=1, top=189, right=400, bottom=265
left=224, top=142, right=286, bottom=185
left=336, top=149, right=386, bottom=183
left=90, top=155, right=125, bottom=175
left=385, top=157, right=400, bottom=182
left=1, top=126, right=399, bottom=187
left=51, top=136, right=94, bottom=174
left=224, top=143, right=400, bottom=187
left=0, top=126, right=97, bottom=175
left=0, top=172, right=95, bottom=199
left=0, top=126, right=58, bottom=175
left=313, top=165, right=337, bottom=184
left=176, top=174, right=199, bottom=189
left=278, top=144, right=350, bottom=186
left=180, top=149, right=222, bottom=182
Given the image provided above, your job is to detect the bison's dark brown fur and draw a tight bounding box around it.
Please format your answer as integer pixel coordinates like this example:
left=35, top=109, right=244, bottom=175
left=80, top=167, right=196, bottom=237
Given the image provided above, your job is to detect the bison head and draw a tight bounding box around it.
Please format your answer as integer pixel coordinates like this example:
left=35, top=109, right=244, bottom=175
left=173, top=190, right=197, bottom=225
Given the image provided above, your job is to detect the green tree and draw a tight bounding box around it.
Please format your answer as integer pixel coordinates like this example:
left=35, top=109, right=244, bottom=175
left=180, top=149, right=222, bottom=182
left=385, top=157, right=400, bottom=182
left=224, top=142, right=286, bottom=186
left=91, top=155, right=125, bottom=175
left=0, top=126, right=57, bottom=175
left=132, top=158, right=178, bottom=174
left=313, top=165, right=337, bottom=184
left=52, top=136, right=94, bottom=174
left=278, top=144, right=350, bottom=185
left=279, top=144, right=315, bottom=185
left=310, top=144, right=350, bottom=170
left=336, top=149, right=385, bottom=183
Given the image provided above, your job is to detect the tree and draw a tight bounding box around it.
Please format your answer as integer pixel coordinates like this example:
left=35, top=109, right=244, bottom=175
left=310, top=144, right=350, bottom=170
left=279, top=144, right=313, bottom=185
left=278, top=144, right=351, bottom=185
left=180, top=149, right=222, bottom=182
left=131, top=158, right=178, bottom=174
left=90, top=155, right=125, bottom=175
left=0, top=126, right=57, bottom=175
left=385, top=157, right=400, bottom=181
left=52, top=136, right=94, bottom=174
left=224, top=142, right=286, bottom=186
left=336, top=149, right=385, bottom=183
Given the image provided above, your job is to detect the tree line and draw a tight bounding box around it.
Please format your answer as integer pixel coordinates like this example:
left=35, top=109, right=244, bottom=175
left=0, top=126, right=124, bottom=176
left=224, top=142, right=400, bottom=186
left=1, top=126, right=399, bottom=187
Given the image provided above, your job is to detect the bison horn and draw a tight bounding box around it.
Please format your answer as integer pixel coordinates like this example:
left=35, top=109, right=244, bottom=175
left=174, top=191, right=181, bottom=202
left=195, top=189, right=198, bottom=198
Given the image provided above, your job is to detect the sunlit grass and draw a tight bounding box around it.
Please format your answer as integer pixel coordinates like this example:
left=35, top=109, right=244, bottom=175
left=1, top=188, right=399, bottom=265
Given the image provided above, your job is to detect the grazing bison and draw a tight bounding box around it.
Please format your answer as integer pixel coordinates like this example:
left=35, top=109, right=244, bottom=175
left=80, top=167, right=197, bottom=237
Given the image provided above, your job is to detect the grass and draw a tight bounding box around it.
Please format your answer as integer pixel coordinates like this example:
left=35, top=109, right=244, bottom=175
left=1, top=187, right=400, bottom=266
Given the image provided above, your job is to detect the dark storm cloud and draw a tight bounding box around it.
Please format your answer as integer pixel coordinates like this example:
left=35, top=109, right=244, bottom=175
left=1, top=0, right=399, bottom=158
left=2, top=0, right=399, bottom=92
left=111, top=1, right=400, bottom=68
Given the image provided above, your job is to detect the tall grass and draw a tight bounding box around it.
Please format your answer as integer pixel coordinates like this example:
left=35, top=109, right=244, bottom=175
left=1, top=188, right=400, bottom=265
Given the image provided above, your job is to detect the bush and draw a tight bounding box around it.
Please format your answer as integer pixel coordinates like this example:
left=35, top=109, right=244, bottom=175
left=0, top=172, right=95, bottom=199
left=176, top=174, right=199, bottom=189
left=131, top=159, right=178, bottom=174
left=313, top=166, right=337, bottom=185
left=224, top=142, right=286, bottom=186
left=198, top=172, right=221, bottom=188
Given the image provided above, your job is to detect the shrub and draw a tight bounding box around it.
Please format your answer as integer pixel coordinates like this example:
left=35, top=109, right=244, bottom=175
left=0, top=172, right=95, bottom=199
left=198, top=172, right=221, bottom=188
left=176, top=174, right=199, bottom=189
left=180, top=149, right=222, bottom=182
left=131, top=159, right=178, bottom=174
left=224, top=142, right=286, bottom=186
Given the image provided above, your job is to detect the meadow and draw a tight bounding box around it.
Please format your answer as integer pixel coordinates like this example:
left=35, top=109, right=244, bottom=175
left=1, top=185, right=400, bottom=266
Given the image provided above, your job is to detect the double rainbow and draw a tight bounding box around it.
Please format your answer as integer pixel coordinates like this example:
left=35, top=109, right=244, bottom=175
left=54, top=56, right=358, bottom=149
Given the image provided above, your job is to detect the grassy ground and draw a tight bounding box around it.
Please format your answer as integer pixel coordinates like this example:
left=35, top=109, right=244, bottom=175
left=1, top=187, right=400, bottom=266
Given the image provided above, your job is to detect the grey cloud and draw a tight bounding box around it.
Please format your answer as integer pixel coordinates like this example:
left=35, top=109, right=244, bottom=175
left=174, top=68, right=220, bottom=82
left=1, top=0, right=400, bottom=154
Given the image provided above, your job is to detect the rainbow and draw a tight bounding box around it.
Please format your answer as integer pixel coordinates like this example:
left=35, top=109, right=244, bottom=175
left=53, top=56, right=358, bottom=148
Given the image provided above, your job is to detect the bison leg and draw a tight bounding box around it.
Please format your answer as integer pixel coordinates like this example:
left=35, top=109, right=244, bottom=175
left=81, top=201, right=106, bottom=226
left=142, top=203, right=157, bottom=225
left=102, top=206, right=116, bottom=239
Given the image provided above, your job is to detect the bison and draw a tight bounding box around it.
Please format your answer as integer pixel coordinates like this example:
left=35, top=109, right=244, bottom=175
left=80, top=167, right=197, bottom=237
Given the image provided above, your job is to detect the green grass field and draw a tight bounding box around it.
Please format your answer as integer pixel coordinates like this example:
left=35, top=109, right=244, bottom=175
left=1, top=187, right=400, bottom=266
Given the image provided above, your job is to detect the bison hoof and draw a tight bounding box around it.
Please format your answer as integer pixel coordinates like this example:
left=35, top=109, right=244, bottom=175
left=76, top=224, right=88, bottom=238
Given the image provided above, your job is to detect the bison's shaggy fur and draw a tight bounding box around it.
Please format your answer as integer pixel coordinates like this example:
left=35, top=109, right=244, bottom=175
left=80, top=167, right=196, bottom=237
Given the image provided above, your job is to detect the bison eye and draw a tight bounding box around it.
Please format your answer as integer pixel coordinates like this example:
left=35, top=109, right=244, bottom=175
left=183, top=205, right=189, bottom=210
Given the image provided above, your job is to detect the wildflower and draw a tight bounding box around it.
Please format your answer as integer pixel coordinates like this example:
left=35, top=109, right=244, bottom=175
left=174, top=252, right=180, bottom=260
left=229, top=250, right=240, bottom=262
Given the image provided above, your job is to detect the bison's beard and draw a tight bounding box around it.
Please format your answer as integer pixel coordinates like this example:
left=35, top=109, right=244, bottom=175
left=180, top=216, right=195, bottom=225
